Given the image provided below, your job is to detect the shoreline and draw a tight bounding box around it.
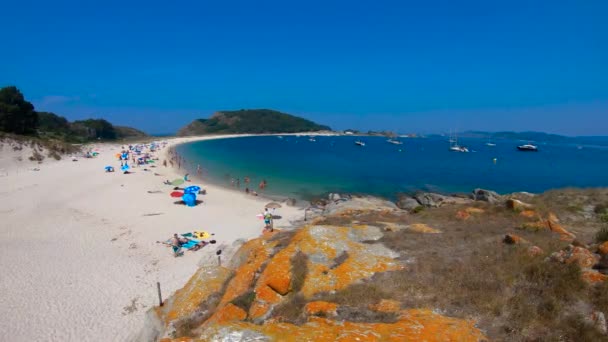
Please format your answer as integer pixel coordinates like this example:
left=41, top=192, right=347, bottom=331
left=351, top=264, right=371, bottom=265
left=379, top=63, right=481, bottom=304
left=0, top=134, right=306, bottom=341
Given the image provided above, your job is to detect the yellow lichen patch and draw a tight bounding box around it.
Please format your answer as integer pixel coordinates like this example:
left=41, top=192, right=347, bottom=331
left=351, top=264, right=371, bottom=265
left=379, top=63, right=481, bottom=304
left=160, top=266, right=233, bottom=324
left=204, top=303, right=247, bottom=326
left=200, top=309, right=486, bottom=341
left=409, top=223, right=442, bottom=234
left=369, top=299, right=401, bottom=313
left=217, top=238, right=276, bottom=307
left=582, top=270, right=607, bottom=284
left=305, top=301, right=338, bottom=316
left=599, top=241, right=608, bottom=255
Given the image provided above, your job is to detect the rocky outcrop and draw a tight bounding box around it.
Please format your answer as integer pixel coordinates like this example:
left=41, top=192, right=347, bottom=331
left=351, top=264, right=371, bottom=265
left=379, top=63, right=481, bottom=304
left=396, top=196, right=421, bottom=211
left=149, top=221, right=486, bottom=341
left=471, top=188, right=503, bottom=204
left=414, top=192, right=471, bottom=208
left=550, top=245, right=606, bottom=284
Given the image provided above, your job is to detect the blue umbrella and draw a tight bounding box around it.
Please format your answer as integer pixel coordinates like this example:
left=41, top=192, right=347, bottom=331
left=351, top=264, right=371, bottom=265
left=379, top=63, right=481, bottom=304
left=182, top=192, right=197, bottom=207
left=184, top=185, right=201, bottom=194
left=121, top=164, right=130, bottom=172
left=105, top=166, right=114, bottom=172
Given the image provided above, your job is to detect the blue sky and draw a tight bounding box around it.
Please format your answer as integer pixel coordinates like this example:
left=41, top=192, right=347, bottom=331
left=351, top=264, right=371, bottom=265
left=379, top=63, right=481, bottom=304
left=1, top=0, right=607, bottom=135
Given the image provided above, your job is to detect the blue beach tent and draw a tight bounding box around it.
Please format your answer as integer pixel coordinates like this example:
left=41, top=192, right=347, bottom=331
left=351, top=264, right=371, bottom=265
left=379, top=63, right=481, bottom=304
left=182, top=192, right=197, bottom=207
left=184, top=185, right=201, bottom=194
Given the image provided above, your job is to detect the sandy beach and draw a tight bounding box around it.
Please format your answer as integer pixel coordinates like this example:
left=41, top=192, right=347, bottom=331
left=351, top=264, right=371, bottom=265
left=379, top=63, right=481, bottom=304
left=0, top=135, right=305, bottom=341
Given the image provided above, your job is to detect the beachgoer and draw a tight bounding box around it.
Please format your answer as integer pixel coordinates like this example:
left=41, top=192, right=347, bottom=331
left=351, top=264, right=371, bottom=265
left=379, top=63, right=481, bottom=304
left=263, top=208, right=273, bottom=231
left=245, top=187, right=250, bottom=194
left=170, top=234, right=183, bottom=257
left=244, top=176, right=250, bottom=184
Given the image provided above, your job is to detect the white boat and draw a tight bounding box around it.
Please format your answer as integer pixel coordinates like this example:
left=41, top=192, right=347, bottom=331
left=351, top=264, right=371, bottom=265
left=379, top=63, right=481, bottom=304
left=355, top=140, right=365, bottom=147
left=448, top=131, right=469, bottom=152
left=486, top=136, right=496, bottom=147
left=517, top=144, right=538, bottom=152
left=387, top=138, right=403, bottom=145
left=309, top=137, right=316, bottom=142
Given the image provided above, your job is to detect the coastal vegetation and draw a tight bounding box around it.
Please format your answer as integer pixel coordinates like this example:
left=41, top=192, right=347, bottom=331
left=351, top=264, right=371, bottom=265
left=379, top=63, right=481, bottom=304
left=150, top=188, right=608, bottom=341
left=0, top=86, right=147, bottom=159
left=177, top=109, right=330, bottom=136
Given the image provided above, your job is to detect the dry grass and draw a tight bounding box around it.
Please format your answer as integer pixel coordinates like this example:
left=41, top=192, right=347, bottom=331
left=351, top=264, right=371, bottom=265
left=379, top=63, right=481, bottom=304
left=597, top=227, right=608, bottom=243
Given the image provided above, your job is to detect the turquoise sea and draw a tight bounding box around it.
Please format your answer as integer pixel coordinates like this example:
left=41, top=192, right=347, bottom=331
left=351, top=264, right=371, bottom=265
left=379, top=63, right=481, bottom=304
left=176, top=135, right=608, bottom=200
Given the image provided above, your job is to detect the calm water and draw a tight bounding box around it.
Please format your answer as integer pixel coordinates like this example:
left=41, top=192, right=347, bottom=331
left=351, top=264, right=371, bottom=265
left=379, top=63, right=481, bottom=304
left=176, top=135, right=608, bottom=200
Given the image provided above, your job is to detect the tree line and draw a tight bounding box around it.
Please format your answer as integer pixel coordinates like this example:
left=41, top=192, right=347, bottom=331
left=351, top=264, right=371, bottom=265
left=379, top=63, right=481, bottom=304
left=0, top=86, right=145, bottom=142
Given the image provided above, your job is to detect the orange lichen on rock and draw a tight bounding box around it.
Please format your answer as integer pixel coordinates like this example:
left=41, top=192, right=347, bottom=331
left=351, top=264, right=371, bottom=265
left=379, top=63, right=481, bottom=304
left=456, top=210, right=471, bottom=220
left=369, top=299, right=402, bottom=313
left=582, top=270, right=607, bottom=284
left=599, top=241, right=608, bottom=255
left=204, top=303, right=247, bottom=326
left=305, top=301, right=338, bottom=316
left=466, top=207, right=485, bottom=214
left=551, top=246, right=599, bottom=269
left=503, top=233, right=528, bottom=245
left=409, top=223, right=442, bottom=234
left=160, top=266, right=233, bottom=323
left=546, top=215, right=576, bottom=241
left=506, top=198, right=533, bottom=211
left=520, top=210, right=538, bottom=218
left=200, top=309, right=486, bottom=341
left=217, top=238, right=276, bottom=307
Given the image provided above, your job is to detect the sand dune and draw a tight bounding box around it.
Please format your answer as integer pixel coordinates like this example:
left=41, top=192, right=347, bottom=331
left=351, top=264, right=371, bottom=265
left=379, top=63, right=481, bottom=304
left=0, top=135, right=304, bottom=341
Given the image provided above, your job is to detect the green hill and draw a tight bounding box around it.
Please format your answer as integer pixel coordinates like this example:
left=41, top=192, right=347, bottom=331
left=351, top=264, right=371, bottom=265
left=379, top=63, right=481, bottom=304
left=177, top=109, right=331, bottom=136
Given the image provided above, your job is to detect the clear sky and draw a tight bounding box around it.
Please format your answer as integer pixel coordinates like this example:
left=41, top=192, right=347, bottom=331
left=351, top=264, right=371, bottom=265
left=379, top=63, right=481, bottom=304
left=1, top=0, right=607, bottom=135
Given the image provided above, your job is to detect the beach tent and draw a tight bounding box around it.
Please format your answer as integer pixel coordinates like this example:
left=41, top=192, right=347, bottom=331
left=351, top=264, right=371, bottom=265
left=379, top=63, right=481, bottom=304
left=182, top=193, right=197, bottom=207
left=105, top=166, right=114, bottom=172
left=184, top=185, right=201, bottom=194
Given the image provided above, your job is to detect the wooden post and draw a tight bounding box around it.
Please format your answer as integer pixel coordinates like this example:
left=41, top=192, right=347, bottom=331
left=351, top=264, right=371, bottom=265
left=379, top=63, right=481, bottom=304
left=157, top=282, right=163, bottom=307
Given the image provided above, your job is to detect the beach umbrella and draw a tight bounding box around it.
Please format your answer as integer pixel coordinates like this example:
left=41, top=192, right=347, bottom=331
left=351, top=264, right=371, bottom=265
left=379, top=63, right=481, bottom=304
left=184, top=185, right=201, bottom=194
left=104, top=166, right=114, bottom=172
left=170, top=191, right=184, bottom=198
left=121, top=164, right=130, bottom=172
left=182, top=192, right=197, bottom=207
left=265, top=202, right=282, bottom=209
left=171, top=179, right=185, bottom=186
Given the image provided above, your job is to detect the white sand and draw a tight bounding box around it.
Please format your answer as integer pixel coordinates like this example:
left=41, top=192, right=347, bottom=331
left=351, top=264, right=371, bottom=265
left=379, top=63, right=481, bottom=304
left=0, top=135, right=305, bottom=341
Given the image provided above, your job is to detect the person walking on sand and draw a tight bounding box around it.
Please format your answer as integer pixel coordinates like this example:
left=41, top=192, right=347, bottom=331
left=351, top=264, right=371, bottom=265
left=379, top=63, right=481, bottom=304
left=263, top=208, right=273, bottom=232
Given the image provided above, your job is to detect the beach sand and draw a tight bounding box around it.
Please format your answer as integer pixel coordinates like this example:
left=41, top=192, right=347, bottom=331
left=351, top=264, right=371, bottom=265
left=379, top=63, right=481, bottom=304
left=0, top=135, right=304, bottom=341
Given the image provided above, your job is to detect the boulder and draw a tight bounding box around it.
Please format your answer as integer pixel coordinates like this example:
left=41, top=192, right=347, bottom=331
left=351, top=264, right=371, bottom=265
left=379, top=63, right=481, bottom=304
left=503, top=234, right=528, bottom=245
left=413, top=192, right=470, bottom=208
left=591, top=311, right=607, bottom=335
left=550, top=245, right=599, bottom=269
left=396, top=196, right=421, bottom=211
left=329, top=193, right=342, bottom=201
left=471, top=188, right=503, bottom=204
left=506, top=199, right=533, bottom=211
left=599, top=241, right=608, bottom=256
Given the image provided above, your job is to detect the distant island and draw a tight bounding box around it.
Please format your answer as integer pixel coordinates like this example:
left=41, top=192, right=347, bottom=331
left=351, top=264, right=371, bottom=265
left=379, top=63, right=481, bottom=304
left=0, top=86, right=147, bottom=143
left=177, top=109, right=331, bottom=136
left=460, top=130, right=608, bottom=146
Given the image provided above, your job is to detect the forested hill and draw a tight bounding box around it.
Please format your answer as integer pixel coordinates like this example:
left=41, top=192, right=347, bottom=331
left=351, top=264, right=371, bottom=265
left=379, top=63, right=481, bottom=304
left=177, top=109, right=331, bottom=136
left=0, top=86, right=147, bottom=142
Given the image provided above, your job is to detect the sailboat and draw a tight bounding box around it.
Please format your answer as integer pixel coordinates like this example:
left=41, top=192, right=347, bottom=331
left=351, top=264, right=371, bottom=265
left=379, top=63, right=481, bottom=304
left=386, top=138, right=403, bottom=145
left=486, top=135, right=496, bottom=147
left=354, top=140, right=366, bottom=147
left=449, top=131, right=469, bottom=152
